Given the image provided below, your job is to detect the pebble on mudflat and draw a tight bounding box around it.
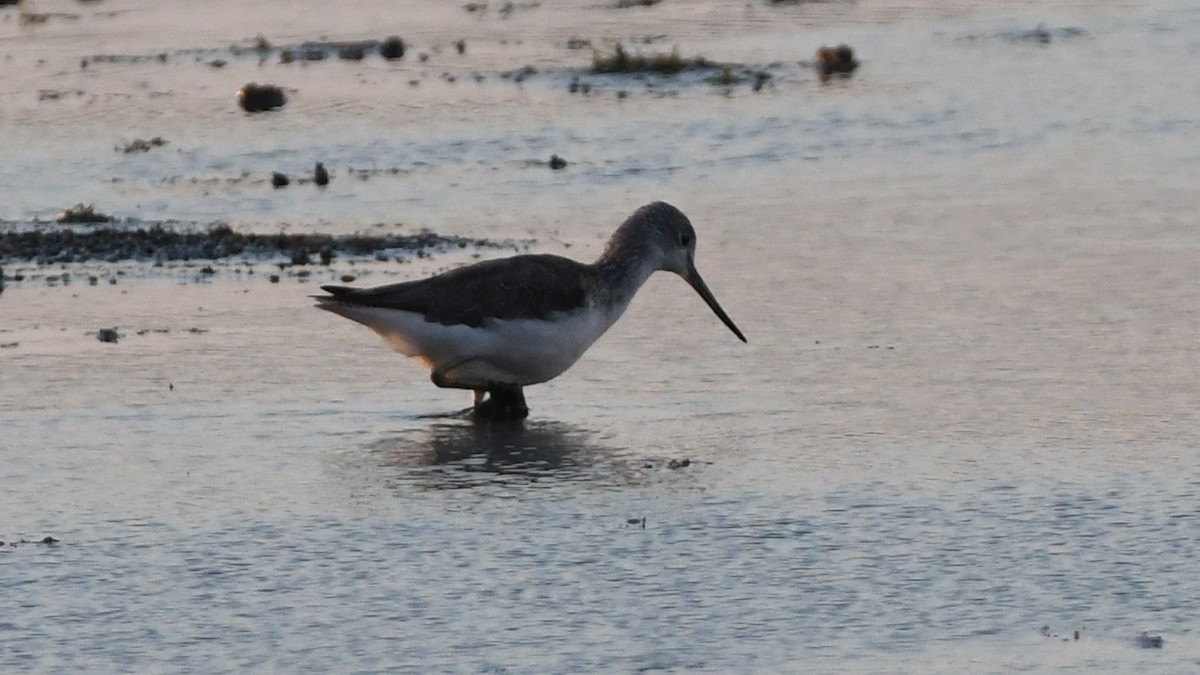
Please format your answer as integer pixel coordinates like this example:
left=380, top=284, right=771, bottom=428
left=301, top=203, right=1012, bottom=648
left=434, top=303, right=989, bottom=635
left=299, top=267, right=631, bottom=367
left=237, top=83, right=286, bottom=112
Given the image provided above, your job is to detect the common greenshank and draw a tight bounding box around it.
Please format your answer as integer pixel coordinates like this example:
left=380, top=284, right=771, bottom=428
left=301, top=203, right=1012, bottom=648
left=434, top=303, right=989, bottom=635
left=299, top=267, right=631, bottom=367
left=315, top=201, right=746, bottom=420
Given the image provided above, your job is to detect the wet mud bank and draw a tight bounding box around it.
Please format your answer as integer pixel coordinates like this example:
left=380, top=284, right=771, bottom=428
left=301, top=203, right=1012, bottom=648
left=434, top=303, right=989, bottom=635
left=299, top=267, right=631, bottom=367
left=0, top=221, right=515, bottom=265
left=0, top=220, right=528, bottom=286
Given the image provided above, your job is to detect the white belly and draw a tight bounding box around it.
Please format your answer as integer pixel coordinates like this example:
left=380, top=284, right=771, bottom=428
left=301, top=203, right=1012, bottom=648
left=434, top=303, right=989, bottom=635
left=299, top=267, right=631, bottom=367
left=326, top=304, right=618, bottom=388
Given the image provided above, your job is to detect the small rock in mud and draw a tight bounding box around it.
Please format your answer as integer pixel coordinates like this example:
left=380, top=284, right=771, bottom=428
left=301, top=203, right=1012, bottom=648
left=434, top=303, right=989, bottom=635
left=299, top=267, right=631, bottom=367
left=549, top=154, right=567, bottom=170
left=816, top=44, right=858, bottom=79
left=380, top=35, right=406, bottom=60
left=96, top=327, right=121, bottom=343
left=667, top=458, right=691, bottom=469
left=314, top=162, right=329, bottom=186
left=272, top=172, right=290, bottom=188
left=237, top=83, right=286, bottom=112
left=340, top=274, right=356, bottom=283
left=455, top=39, right=467, bottom=55
left=57, top=203, right=113, bottom=224
left=41, top=536, right=59, bottom=545
left=269, top=274, right=281, bottom=283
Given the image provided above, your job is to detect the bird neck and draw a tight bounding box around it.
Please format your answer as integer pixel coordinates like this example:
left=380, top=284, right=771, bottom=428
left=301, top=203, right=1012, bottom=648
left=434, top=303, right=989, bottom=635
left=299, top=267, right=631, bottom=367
left=592, top=237, right=659, bottom=312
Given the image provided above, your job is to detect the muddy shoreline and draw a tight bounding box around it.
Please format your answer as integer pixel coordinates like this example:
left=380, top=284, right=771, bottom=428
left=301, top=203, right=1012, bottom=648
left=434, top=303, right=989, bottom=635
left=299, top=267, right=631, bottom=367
left=0, top=219, right=528, bottom=288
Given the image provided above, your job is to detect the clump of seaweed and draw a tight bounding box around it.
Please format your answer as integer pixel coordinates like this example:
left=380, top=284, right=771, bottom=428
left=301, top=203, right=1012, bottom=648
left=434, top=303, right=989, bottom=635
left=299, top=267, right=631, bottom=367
left=707, top=67, right=742, bottom=86
left=591, top=43, right=708, bottom=75
left=117, top=137, right=167, bottom=153
left=57, top=204, right=113, bottom=224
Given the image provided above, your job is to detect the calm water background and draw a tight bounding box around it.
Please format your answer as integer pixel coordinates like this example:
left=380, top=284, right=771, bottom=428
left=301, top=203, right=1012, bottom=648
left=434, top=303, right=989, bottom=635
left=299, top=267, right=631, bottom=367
left=3, top=0, right=1200, bottom=672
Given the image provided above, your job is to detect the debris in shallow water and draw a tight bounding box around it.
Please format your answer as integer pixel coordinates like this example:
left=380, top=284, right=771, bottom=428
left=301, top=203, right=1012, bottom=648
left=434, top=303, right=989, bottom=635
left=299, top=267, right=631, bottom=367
left=117, top=136, right=167, bottom=153
left=57, top=203, right=113, bottom=224
left=314, top=162, right=329, bottom=186
left=567, top=76, right=592, bottom=94
left=380, top=35, right=406, bottom=60
left=338, top=43, right=366, bottom=60
left=592, top=43, right=701, bottom=74
left=708, top=66, right=740, bottom=86
left=96, top=327, right=121, bottom=343
left=549, top=154, right=567, bottom=170
left=237, top=82, right=286, bottom=112
left=41, top=536, right=58, bottom=545
left=967, top=25, right=1088, bottom=45
left=816, top=44, right=857, bottom=79
left=667, top=458, right=691, bottom=469
left=269, top=274, right=280, bottom=283
left=502, top=65, right=537, bottom=82
left=272, top=172, right=289, bottom=188
left=1136, top=632, right=1163, bottom=649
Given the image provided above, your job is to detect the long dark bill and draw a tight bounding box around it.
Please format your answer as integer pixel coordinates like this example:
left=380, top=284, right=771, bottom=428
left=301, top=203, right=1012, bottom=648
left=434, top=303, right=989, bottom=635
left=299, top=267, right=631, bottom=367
left=686, top=264, right=747, bottom=343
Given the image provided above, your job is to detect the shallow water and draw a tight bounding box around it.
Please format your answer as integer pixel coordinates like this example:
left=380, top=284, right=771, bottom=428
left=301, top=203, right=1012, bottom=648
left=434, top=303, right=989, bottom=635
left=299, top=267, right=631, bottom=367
left=4, top=0, right=1200, bottom=672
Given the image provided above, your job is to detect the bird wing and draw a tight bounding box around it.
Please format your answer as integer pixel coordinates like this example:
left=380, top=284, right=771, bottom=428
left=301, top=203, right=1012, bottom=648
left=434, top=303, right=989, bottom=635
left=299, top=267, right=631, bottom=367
left=319, top=254, right=589, bottom=328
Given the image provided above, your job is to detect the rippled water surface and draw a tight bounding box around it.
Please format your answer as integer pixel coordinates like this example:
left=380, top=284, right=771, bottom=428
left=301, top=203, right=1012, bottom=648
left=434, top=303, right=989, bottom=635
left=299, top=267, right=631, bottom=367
left=4, top=0, right=1200, bottom=672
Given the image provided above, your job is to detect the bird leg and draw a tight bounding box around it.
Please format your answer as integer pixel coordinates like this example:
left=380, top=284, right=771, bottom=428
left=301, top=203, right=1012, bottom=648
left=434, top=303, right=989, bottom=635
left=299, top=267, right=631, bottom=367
left=430, top=367, right=528, bottom=421
left=473, top=384, right=529, bottom=422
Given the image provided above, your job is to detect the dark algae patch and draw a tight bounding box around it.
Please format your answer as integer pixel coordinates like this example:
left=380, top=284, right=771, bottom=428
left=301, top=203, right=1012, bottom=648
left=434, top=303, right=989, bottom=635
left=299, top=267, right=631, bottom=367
left=591, top=43, right=705, bottom=75
left=0, top=222, right=516, bottom=265
left=583, top=42, right=775, bottom=92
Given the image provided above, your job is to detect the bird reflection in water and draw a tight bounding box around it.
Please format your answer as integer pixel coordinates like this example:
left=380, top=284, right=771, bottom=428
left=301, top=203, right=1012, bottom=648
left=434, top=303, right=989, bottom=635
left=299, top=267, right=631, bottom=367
left=365, top=420, right=641, bottom=490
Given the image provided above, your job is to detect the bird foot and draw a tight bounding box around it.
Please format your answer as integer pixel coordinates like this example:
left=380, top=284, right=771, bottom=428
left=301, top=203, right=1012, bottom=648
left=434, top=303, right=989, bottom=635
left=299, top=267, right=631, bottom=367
left=472, top=386, right=528, bottom=422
